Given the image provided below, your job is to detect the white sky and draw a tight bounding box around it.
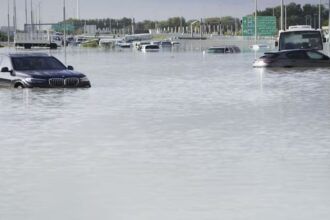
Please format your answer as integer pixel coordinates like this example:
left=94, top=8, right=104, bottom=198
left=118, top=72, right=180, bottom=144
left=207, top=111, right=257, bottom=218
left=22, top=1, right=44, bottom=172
left=0, top=0, right=319, bottom=29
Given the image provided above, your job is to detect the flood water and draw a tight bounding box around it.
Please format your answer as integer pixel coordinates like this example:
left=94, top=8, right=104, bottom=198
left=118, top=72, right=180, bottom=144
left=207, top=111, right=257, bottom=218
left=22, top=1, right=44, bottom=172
left=1, top=47, right=330, bottom=220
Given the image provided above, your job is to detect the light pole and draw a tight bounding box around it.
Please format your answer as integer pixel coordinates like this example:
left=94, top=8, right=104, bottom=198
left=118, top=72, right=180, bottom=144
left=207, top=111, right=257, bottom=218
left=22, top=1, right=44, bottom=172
left=63, top=0, right=67, bottom=65
left=319, top=0, right=322, bottom=29
left=328, top=0, right=330, bottom=55
left=25, top=0, right=28, bottom=26
left=305, top=15, right=312, bottom=25
left=13, top=0, right=16, bottom=35
left=38, top=2, right=41, bottom=31
left=285, top=1, right=287, bottom=30
left=7, top=0, right=10, bottom=47
left=76, top=0, right=80, bottom=19
left=31, top=0, right=33, bottom=31
left=255, top=0, right=257, bottom=44
left=281, top=0, right=284, bottom=30
left=314, top=14, right=317, bottom=28
left=190, top=20, right=199, bottom=38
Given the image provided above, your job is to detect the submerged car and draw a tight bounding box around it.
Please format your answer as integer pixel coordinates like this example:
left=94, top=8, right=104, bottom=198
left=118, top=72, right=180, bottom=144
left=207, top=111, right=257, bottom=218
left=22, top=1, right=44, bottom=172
left=0, top=53, right=91, bottom=88
left=207, top=45, right=241, bottom=54
left=141, top=44, right=160, bottom=52
left=253, top=49, right=330, bottom=68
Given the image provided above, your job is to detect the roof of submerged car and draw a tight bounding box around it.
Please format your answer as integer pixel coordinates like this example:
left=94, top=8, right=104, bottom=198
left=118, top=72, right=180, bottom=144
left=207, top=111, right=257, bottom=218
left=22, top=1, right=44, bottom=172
left=2, top=53, right=50, bottom=58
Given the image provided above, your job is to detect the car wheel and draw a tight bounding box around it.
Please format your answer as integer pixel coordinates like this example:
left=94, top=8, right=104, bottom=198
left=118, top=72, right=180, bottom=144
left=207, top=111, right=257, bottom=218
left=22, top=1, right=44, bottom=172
left=14, top=83, right=25, bottom=89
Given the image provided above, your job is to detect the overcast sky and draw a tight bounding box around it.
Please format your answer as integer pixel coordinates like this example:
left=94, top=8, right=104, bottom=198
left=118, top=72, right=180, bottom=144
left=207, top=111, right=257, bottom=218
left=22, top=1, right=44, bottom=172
left=0, top=0, right=318, bottom=29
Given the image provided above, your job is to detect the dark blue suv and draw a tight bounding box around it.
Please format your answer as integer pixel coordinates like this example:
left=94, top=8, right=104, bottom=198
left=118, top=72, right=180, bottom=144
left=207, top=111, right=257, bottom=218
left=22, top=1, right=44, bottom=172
left=0, top=53, right=91, bottom=88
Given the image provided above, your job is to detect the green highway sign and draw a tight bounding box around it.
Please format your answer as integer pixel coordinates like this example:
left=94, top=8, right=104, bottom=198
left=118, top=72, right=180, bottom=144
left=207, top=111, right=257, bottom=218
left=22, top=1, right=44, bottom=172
left=51, top=23, right=75, bottom=32
left=242, top=16, right=277, bottom=37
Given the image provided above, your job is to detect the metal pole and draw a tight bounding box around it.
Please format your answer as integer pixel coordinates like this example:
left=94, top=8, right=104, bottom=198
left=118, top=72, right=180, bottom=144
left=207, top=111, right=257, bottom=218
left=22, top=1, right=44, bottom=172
left=131, top=18, right=135, bottom=34
left=200, top=18, right=203, bottom=39
left=25, top=0, right=28, bottom=26
left=319, top=0, right=321, bottom=29
left=31, top=0, right=33, bottom=31
left=328, top=0, right=330, bottom=55
left=285, top=1, right=287, bottom=30
left=7, top=0, right=10, bottom=47
left=76, top=0, right=80, bottom=19
left=14, top=0, right=17, bottom=34
left=255, top=0, right=257, bottom=43
left=63, top=0, right=67, bottom=65
left=38, top=2, right=41, bottom=31
left=110, top=19, right=112, bottom=34
left=281, top=0, right=284, bottom=30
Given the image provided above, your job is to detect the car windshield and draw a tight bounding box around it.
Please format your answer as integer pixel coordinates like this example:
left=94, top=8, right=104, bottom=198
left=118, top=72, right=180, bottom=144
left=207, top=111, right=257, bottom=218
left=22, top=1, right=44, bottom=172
left=12, top=56, right=66, bottom=71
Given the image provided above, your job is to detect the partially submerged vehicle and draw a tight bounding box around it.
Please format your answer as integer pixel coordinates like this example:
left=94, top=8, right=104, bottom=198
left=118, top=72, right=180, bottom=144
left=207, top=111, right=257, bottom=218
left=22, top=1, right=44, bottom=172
left=80, top=39, right=100, bottom=48
left=253, top=49, right=330, bottom=68
left=0, top=53, right=91, bottom=88
left=207, top=45, right=241, bottom=54
left=132, top=41, right=151, bottom=50
left=276, top=25, right=325, bottom=51
left=116, top=41, right=131, bottom=48
left=141, top=44, right=160, bottom=52
left=254, top=25, right=328, bottom=68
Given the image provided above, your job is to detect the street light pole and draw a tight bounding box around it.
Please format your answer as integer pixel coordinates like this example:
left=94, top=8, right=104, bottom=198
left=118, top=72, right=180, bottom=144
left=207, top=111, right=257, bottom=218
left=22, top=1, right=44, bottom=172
left=76, top=0, right=80, bottom=19
left=255, top=0, right=257, bottom=44
left=7, top=0, right=10, bottom=47
left=63, top=0, right=67, bottom=65
left=190, top=20, right=198, bottom=38
left=281, top=0, right=284, bottom=30
left=319, top=0, right=321, bottom=29
left=13, top=0, right=17, bottom=34
left=25, top=0, right=28, bottom=26
left=328, top=0, right=330, bottom=55
left=285, top=1, right=287, bottom=30
left=31, top=0, right=33, bottom=31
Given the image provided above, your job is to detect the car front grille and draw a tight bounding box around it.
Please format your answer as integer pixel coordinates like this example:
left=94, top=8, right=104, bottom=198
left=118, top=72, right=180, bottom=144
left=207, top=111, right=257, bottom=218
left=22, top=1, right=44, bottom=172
left=48, top=77, right=79, bottom=87
left=49, top=78, right=65, bottom=87
left=65, top=78, right=79, bottom=87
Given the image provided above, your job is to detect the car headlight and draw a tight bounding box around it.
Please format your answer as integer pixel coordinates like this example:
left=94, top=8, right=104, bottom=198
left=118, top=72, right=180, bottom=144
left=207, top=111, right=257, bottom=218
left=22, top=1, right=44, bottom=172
left=253, top=60, right=267, bottom=67
left=80, top=76, right=90, bottom=82
left=24, top=78, right=46, bottom=83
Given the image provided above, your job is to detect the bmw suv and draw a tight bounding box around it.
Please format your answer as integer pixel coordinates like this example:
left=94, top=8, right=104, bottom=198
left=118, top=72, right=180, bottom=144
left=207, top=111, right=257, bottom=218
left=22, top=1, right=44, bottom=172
left=0, top=53, right=91, bottom=88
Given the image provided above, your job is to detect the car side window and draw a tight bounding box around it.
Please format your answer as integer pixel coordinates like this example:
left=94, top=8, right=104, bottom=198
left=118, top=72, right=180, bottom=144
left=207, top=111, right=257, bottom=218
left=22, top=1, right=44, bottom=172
left=306, top=51, right=328, bottom=60
left=286, top=51, right=308, bottom=59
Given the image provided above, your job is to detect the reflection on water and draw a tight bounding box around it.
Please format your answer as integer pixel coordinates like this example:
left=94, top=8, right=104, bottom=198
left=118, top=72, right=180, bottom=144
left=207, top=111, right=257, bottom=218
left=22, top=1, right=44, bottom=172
left=1, top=48, right=330, bottom=220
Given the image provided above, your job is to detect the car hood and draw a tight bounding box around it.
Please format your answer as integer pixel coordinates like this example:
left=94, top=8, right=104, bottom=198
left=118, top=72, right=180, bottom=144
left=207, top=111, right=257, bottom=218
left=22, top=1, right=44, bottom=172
left=15, top=69, right=85, bottom=79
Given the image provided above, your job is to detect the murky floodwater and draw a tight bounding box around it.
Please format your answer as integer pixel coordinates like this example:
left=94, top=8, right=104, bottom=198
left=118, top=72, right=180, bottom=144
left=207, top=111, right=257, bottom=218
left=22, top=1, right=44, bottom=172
left=1, top=47, right=330, bottom=220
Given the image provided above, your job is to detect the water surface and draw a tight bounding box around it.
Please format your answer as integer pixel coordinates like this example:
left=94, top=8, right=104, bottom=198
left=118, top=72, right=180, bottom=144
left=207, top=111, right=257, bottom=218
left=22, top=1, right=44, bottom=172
left=1, top=47, right=330, bottom=220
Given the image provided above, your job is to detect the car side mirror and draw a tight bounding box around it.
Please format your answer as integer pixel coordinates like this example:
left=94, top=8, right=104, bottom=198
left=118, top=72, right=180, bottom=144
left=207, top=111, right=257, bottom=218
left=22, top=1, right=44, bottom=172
left=67, top=65, right=74, bottom=70
left=275, top=41, right=279, bottom=47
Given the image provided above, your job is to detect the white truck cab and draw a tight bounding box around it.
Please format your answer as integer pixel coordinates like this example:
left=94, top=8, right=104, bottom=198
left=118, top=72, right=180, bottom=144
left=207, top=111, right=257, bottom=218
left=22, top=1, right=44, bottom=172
left=275, top=25, right=325, bottom=51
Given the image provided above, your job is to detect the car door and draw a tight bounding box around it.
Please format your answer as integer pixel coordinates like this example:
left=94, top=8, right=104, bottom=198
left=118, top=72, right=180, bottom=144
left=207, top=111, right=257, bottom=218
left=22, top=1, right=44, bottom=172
left=305, top=51, right=330, bottom=67
left=0, top=56, right=15, bottom=87
left=285, top=51, right=309, bottom=67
